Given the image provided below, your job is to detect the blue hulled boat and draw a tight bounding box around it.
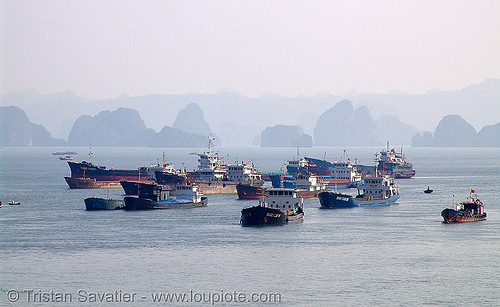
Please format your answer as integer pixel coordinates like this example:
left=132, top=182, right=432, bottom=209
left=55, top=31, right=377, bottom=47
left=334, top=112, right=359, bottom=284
left=319, top=176, right=400, bottom=208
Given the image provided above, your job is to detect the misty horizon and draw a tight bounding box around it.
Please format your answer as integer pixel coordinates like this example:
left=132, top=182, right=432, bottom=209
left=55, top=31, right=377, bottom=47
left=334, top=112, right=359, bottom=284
left=2, top=1, right=500, bottom=101
left=1, top=1, right=499, bottom=146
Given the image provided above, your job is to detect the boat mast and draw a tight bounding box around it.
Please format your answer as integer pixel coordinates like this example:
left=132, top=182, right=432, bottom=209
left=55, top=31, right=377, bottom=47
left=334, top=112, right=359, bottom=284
left=137, top=167, right=140, bottom=196
left=88, top=145, right=93, bottom=164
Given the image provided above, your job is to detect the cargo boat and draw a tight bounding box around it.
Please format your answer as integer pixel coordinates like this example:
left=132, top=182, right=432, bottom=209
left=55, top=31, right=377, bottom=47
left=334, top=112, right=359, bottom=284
left=120, top=180, right=159, bottom=199
left=357, top=143, right=416, bottom=178
left=288, top=145, right=415, bottom=180
left=319, top=176, right=399, bottom=208
left=441, top=190, right=486, bottom=223
left=269, top=172, right=329, bottom=198
left=64, top=148, right=166, bottom=189
left=124, top=184, right=207, bottom=210
left=185, top=137, right=264, bottom=195
left=286, top=150, right=362, bottom=187
left=241, top=188, right=304, bottom=226
left=236, top=183, right=266, bottom=199
left=65, top=177, right=122, bottom=189
left=84, top=197, right=125, bottom=210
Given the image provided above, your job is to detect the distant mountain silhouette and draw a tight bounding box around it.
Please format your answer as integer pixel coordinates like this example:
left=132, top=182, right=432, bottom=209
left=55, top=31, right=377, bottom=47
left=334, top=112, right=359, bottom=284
left=67, top=106, right=211, bottom=147
left=67, top=108, right=157, bottom=146
left=412, top=115, right=480, bottom=147
left=173, top=103, right=211, bottom=135
left=314, top=100, right=378, bottom=146
left=150, top=126, right=208, bottom=147
left=260, top=125, right=313, bottom=147
left=472, top=122, right=500, bottom=147
left=375, top=115, right=420, bottom=145
left=172, top=103, right=221, bottom=145
left=0, top=106, right=65, bottom=146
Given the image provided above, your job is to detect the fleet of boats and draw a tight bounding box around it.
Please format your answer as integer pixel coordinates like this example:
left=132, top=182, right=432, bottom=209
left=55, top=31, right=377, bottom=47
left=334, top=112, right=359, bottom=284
left=2, top=141, right=481, bottom=225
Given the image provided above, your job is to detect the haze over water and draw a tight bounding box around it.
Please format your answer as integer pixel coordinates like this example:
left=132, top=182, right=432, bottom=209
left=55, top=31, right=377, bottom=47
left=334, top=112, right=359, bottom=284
left=1, top=146, right=499, bottom=306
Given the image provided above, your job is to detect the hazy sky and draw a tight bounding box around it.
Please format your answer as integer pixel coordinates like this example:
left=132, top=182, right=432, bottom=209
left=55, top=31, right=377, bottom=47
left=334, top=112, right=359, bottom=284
left=2, top=0, right=500, bottom=100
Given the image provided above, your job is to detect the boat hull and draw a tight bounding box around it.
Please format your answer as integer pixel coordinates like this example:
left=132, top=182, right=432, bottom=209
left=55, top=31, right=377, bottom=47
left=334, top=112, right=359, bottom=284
left=193, top=180, right=238, bottom=194
left=319, top=192, right=358, bottom=208
left=319, top=192, right=400, bottom=208
left=241, top=206, right=287, bottom=226
left=64, top=177, right=122, bottom=189
left=441, top=208, right=487, bottom=223
left=154, top=171, right=187, bottom=185
left=67, top=161, right=143, bottom=182
left=355, top=194, right=400, bottom=206
left=124, top=196, right=208, bottom=210
left=236, top=183, right=265, bottom=199
left=84, top=197, right=125, bottom=210
left=120, top=180, right=159, bottom=199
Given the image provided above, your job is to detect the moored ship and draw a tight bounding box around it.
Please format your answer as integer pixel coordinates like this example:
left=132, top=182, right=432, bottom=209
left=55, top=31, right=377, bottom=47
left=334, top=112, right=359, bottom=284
left=124, top=184, right=208, bottom=210
left=269, top=172, right=329, bottom=198
left=357, top=143, right=415, bottom=179
left=120, top=180, right=159, bottom=199
left=236, top=183, right=266, bottom=200
left=241, top=188, right=304, bottom=226
left=285, top=150, right=362, bottom=187
left=186, top=137, right=264, bottom=195
left=319, top=175, right=399, bottom=208
left=318, top=191, right=358, bottom=208
left=289, top=146, right=415, bottom=180
left=441, top=190, right=486, bottom=223
left=64, top=148, right=167, bottom=189
left=84, top=197, right=125, bottom=210
left=66, top=160, right=156, bottom=183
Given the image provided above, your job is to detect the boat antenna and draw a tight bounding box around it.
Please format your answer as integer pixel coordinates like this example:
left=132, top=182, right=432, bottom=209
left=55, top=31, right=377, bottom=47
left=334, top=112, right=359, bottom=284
left=323, top=151, right=327, bottom=161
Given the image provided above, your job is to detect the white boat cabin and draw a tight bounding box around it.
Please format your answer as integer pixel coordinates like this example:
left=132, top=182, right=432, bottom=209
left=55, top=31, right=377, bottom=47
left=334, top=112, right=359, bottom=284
left=357, top=176, right=399, bottom=200
left=294, top=173, right=326, bottom=192
left=328, top=161, right=362, bottom=183
left=226, top=162, right=262, bottom=183
left=157, top=185, right=204, bottom=203
left=259, top=188, right=304, bottom=211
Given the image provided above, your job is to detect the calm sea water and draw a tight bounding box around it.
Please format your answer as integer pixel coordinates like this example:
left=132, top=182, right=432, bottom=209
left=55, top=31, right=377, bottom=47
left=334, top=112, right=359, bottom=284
left=1, top=146, right=499, bottom=306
